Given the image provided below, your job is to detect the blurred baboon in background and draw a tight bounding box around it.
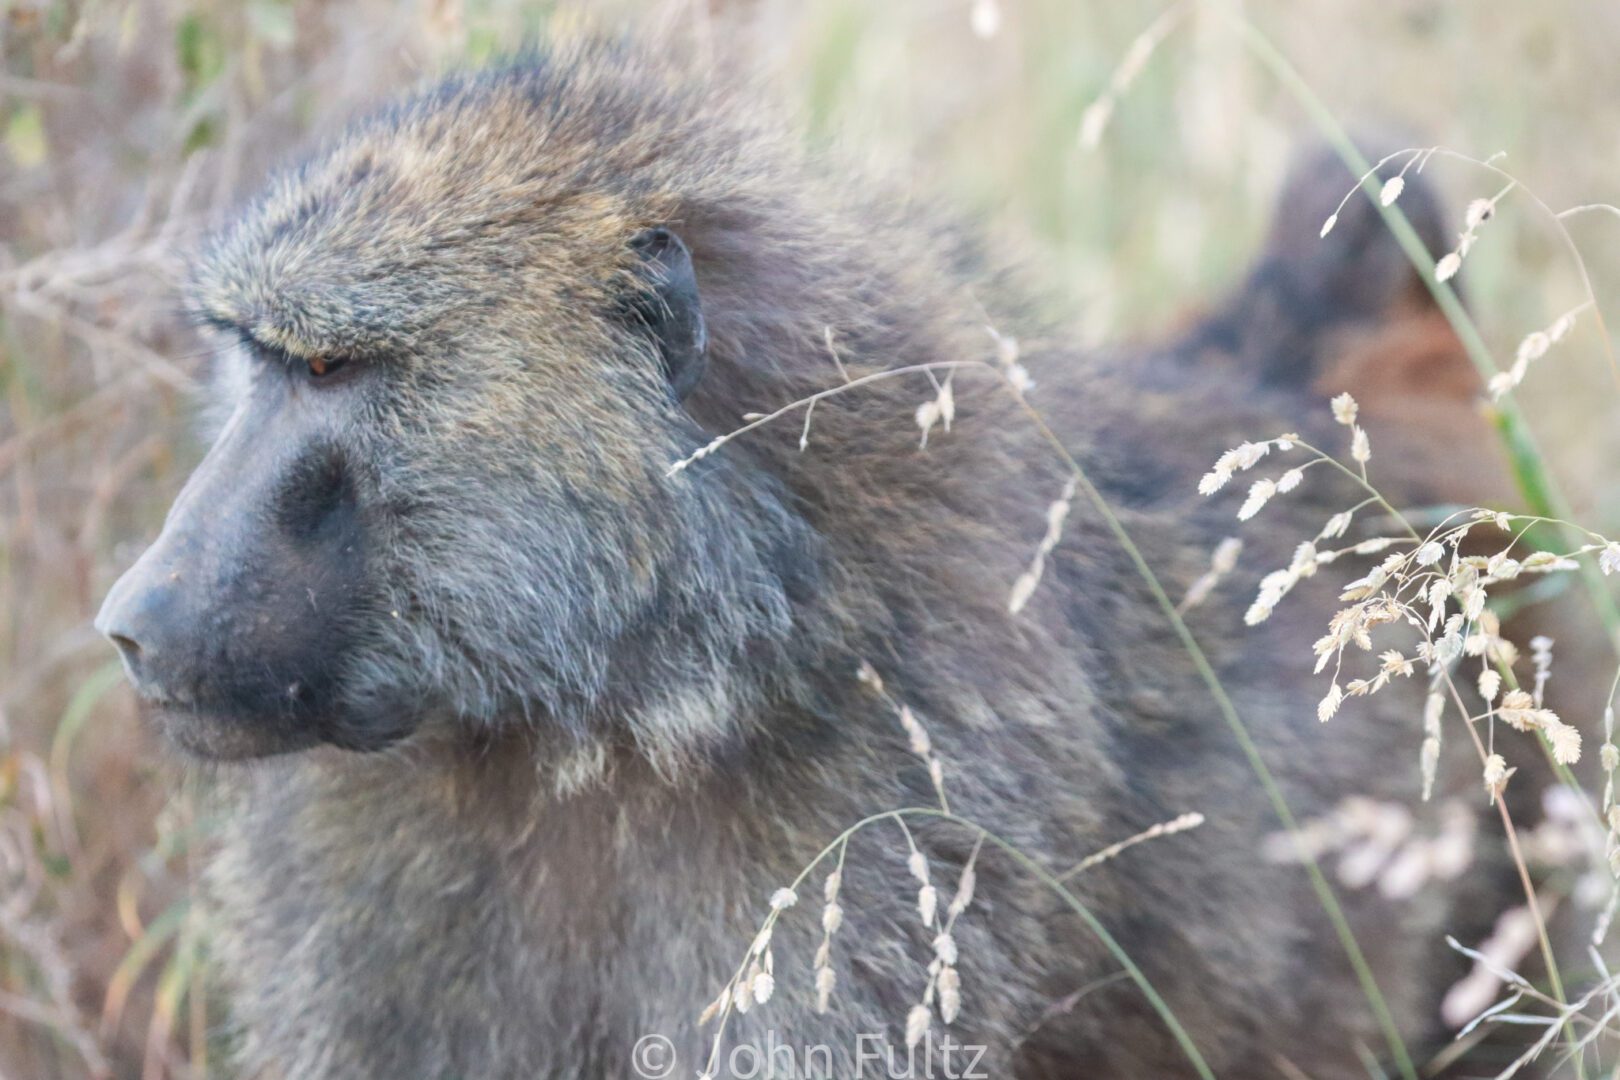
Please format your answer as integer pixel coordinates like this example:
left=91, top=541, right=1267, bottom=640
left=94, top=39, right=1529, bottom=1079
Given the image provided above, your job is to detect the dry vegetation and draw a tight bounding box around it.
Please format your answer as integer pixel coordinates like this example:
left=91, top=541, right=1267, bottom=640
left=3, top=0, right=1619, bottom=1076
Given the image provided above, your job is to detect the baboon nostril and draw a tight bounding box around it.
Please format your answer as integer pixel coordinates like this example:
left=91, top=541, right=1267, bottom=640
left=97, top=560, right=179, bottom=682
left=108, top=633, right=143, bottom=666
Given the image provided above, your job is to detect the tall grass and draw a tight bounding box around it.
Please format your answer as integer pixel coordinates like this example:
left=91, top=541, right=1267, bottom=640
left=1, top=0, right=1616, bottom=1076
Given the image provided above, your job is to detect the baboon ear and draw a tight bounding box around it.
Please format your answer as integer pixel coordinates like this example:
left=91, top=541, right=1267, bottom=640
left=626, top=227, right=708, bottom=402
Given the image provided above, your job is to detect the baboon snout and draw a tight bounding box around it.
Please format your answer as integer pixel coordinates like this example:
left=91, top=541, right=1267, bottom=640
left=96, top=515, right=247, bottom=709
left=95, top=547, right=192, bottom=702
left=94, top=401, right=378, bottom=758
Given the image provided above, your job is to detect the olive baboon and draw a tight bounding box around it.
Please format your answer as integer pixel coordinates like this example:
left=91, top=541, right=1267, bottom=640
left=96, top=41, right=1517, bottom=1079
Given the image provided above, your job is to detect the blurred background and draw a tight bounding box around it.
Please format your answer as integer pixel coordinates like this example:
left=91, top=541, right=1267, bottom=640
left=2, top=0, right=1617, bottom=1075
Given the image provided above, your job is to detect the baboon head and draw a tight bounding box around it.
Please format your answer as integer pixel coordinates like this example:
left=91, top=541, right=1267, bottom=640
left=96, top=54, right=814, bottom=762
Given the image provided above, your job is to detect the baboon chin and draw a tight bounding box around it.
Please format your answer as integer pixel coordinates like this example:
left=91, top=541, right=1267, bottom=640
left=97, top=39, right=1520, bottom=1080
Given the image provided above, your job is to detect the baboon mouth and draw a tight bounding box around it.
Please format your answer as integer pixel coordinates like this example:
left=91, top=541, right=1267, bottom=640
left=140, top=700, right=326, bottom=761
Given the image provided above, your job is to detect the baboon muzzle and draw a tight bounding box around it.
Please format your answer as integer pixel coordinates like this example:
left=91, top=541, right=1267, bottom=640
left=95, top=392, right=374, bottom=758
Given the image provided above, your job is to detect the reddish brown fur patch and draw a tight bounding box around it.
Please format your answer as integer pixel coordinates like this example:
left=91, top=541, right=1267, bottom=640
left=1317, top=307, right=1511, bottom=509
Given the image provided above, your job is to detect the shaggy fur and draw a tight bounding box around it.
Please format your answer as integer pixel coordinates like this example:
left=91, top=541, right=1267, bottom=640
left=127, top=41, right=1520, bottom=1079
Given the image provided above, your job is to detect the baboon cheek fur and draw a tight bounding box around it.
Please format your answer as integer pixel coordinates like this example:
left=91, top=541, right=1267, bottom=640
left=114, top=40, right=1522, bottom=1080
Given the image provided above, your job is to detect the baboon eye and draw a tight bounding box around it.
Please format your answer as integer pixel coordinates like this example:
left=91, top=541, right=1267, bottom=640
left=307, top=356, right=345, bottom=378
left=223, top=326, right=354, bottom=383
